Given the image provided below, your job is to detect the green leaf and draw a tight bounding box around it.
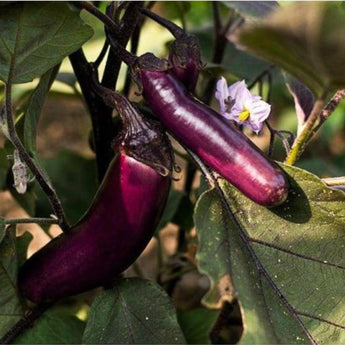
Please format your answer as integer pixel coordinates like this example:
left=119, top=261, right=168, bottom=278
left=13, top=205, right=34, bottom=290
left=35, top=151, right=97, bottom=225
left=24, top=65, right=60, bottom=154
left=0, top=226, right=24, bottom=338
left=157, top=189, right=185, bottom=232
left=16, top=231, right=33, bottom=267
left=15, top=308, right=85, bottom=344
left=172, top=194, right=194, bottom=231
left=83, top=278, right=186, bottom=344
left=55, top=72, right=78, bottom=89
left=0, top=2, right=93, bottom=84
left=224, top=1, right=279, bottom=18
left=177, top=308, right=219, bottom=344
left=236, top=2, right=345, bottom=96
left=195, top=164, right=345, bottom=343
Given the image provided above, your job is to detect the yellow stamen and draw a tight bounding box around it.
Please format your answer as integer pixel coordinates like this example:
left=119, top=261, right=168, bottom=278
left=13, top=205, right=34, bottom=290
left=239, top=108, right=250, bottom=121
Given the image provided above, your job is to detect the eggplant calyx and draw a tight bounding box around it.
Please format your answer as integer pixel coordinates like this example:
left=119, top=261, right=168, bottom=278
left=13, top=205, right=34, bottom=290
left=169, top=35, right=204, bottom=70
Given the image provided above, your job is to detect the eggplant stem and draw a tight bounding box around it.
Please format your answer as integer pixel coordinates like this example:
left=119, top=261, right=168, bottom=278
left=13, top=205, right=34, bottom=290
left=140, top=7, right=184, bottom=39
left=74, top=1, right=118, bottom=33
left=93, top=39, right=109, bottom=68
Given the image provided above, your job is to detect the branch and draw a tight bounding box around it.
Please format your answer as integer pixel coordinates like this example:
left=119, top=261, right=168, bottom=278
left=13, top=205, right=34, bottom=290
left=3, top=217, right=59, bottom=225
left=0, top=304, right=52, bottom=344
left=74, top=1, right=118, bottom=33
left=70, top=2, right=143, bottom=181
left=309, top=89, right=345, bottom=138
left=4, top=84, right=69, bottom=232
left=285, top=88, right=330, bottom=165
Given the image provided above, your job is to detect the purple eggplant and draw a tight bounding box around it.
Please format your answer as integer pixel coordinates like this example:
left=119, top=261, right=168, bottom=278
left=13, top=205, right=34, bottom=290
left=138, top=67, right=288, bottom=207
left=141, top=8, right=202, bottom=91
left=18, top=92, right=172, bottom=303
left=104, top=38, right=289, bottom=205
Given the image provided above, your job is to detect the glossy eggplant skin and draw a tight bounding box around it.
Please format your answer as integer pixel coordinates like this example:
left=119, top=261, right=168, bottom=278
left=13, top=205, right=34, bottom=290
left=140, top=70, right=289, bottom=207
left=19, top=152, right=171, bottom=303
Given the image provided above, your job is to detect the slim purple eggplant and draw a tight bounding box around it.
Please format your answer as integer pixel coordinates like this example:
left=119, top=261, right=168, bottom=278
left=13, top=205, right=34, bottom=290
left=104, top=37, right=289, bottom=206
left=18, top=91, right=172, bottom=303
left=141, top=8, right=202, bottom=91
left=138, top=67, right=288, bottom=206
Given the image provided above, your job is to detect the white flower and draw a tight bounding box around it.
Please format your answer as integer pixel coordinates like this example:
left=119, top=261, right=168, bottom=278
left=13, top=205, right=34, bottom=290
left=215, top=77, right=271, bottom=134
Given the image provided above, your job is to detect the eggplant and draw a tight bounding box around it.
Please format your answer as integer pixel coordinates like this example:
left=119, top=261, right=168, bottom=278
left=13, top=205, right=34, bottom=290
left=18, top=92, right=172, bottom=304
left=141, top=8, right=202, bottom=91
left=105, top=37, right=289, bottom=206
left=138, top=66, right=288, bottom=207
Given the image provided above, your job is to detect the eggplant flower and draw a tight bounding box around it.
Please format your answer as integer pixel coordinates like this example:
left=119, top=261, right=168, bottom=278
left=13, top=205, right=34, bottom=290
left=215, top=77, right=271, bottom=134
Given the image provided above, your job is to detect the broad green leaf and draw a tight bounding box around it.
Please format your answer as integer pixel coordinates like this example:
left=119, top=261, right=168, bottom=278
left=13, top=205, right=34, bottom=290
left=196, top=164, right=345, bottom=344
left=0, top=2, right=93, bottom=84
left=157, top=189, right=185, bottom=232
left=177, top=308, right=219, bottom=344
left=35, top=151, right=97, bottom=225
left=172, top=194, right=194, bottom=231
left=24, top=65, right=60, bottom=154
left=55, top=72, right=78, bottom=89
left=0, top=226, right=24, bottom=338
left=16, top=231, right=33, bottom=267
left=83, top=278, right=186, bottom=344
left=235, top=2, right=345, bottom=96
left=224, top=1, right=279, bottom=18
left=15, top=308, right=85, bottom=344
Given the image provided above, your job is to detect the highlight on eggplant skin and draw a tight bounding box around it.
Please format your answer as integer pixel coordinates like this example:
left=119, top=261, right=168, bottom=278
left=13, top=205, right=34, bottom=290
left=139, top=69, right=289, bottom=207
left=18, top=152, right=171, bottom=304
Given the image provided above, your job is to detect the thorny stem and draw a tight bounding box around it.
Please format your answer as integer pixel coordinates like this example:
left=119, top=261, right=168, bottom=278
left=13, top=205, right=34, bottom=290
left=0, top=304, right=52, bottom=344
left=4, top=84, right=69, bottom=232
left=285, top=88, right=330, bottom=165
left=186, top=148, right=316, bottom=344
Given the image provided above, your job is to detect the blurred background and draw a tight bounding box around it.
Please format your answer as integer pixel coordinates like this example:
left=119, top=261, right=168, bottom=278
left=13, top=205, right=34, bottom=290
left=1, top=2, right=345, bottom=343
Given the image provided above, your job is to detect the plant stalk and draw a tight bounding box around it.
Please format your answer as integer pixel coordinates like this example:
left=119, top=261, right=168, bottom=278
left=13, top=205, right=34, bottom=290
left=285, top=89, right=329, bottom=165
left=4, top=84, right=69, bottom=232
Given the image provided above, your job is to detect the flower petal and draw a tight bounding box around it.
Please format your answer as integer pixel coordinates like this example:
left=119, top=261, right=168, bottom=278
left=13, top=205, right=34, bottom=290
left=228, top=80, right=252, bottom=106
left=215, top=77, right=229, bottom=114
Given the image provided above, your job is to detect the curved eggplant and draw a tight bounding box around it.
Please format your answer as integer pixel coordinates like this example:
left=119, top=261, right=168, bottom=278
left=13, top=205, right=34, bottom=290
left=18, top=92, right=172, bottom=304
left=139, top=69, right=288, bottom=207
